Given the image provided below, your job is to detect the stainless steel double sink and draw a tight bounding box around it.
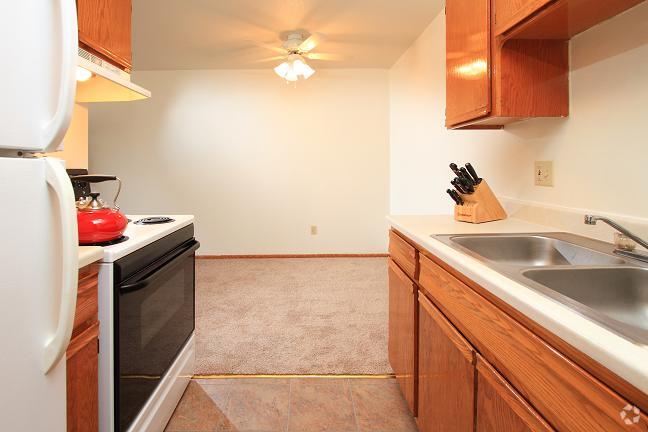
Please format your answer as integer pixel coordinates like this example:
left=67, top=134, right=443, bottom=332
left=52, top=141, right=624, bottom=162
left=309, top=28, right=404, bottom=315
left=434, top=233, right=648, bottom=345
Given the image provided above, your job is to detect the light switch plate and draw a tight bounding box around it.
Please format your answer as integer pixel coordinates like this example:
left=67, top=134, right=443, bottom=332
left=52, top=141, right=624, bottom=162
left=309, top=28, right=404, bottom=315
left=310, top=225, right=318, bottom=235
left=534, top=161, right=554, bottom=187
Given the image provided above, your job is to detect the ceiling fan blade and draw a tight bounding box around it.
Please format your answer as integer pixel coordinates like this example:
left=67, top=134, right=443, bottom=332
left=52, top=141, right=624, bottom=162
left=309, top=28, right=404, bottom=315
left=305, top=52, right=344, bottom=61
left=245, top=40, right=286, bottom=54
left=299, top=33, right=324, bottom=52
left=252, top=55, right=286, bottom=63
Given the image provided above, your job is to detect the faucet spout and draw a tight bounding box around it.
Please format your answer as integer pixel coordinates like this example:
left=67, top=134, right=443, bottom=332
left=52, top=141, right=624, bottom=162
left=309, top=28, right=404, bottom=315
left=584, top=214, right=648, bottom=251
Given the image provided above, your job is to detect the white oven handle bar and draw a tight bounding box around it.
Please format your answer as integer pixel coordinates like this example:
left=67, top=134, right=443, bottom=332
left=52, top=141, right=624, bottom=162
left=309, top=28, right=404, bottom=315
left=43, top=158, right=79, bottom=374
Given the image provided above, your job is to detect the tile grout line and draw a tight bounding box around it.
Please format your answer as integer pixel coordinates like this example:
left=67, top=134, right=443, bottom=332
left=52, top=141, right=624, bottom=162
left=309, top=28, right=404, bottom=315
left=285, top=379, right=293, bottom=432
left=347, top=379, right=361, bottom=432
left=194, top=374, right=395, bottom=379
left=217, top=386, right=232, bottom=432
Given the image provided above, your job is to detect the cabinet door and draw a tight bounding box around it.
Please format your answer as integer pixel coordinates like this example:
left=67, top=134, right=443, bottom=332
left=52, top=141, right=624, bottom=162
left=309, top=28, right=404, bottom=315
left=418, top=292, right=475, bottom=432
left=388, top=259, right=418, bottom=415
left=446, top=0, right=491, bottom=127
left=493, top=0, right=554, bottom=35
left=77, top=0, right=132, bottom=71
left=476, top=354, right=554, bottom=432
left=67, top=323, right=99, bottom=432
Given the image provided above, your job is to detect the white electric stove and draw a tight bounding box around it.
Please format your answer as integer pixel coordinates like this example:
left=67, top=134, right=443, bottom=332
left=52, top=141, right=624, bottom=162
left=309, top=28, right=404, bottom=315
left=96, top=215, right=198, bottom=432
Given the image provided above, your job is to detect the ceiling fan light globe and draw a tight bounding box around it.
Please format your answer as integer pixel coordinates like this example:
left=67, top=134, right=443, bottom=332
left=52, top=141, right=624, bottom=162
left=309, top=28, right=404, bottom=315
left=292, top=59, right=307, bottom=75
left=274, top=62, right=290, bottom=78
left=285, top=69, right=299, bottom=82
left=301, top=62, right=315, bottom=79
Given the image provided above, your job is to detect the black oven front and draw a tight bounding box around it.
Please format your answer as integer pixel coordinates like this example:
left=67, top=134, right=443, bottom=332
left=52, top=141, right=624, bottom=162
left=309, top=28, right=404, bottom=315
left=113, top=224, right=199, bottom=432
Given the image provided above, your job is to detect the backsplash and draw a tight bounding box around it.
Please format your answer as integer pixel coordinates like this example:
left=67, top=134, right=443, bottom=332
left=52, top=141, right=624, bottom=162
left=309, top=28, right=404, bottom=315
left=502, top=197, right=648, bottom=249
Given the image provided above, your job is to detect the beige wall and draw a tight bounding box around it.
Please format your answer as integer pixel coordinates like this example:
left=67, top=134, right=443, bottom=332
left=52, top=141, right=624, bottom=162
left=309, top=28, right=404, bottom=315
left=89, top=69, right=390, bottom=255
left=47, top=104, right=89, bottom=169
left=389, top=3, right=648, bottom=220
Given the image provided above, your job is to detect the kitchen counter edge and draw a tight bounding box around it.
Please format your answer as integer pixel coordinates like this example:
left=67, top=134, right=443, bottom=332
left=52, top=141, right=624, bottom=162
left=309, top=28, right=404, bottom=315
left=387, top=214, right=648, bottom=394
left=78, top=246, right=103, bottom=269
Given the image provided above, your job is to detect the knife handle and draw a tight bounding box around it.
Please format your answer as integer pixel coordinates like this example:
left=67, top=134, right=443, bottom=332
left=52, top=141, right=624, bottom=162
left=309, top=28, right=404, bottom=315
left=458, top=175, right=475, bottom=193
left=450, top=189, right=464, bottom=205
left=451, top=179, right=466, bottom=194
left=465, top=163, right=482, bottom=184
left=459, top=167, right=475, bottom=186
left=450, top=163, right=461, bottom=176
left=447, top=189, right=460, bottom=205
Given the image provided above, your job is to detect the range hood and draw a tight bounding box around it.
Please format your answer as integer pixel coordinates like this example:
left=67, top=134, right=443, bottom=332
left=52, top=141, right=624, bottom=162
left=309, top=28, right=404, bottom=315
left=75, top=47, right=151, bottom=103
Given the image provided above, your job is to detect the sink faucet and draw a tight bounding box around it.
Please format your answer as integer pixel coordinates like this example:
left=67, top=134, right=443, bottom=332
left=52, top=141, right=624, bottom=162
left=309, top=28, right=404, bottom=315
left=584, top=215, right=648, bottom=263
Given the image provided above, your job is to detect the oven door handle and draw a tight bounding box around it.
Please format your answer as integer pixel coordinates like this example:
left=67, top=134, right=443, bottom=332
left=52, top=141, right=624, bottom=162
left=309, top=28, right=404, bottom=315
left=119, top=240, right=200, bottom=294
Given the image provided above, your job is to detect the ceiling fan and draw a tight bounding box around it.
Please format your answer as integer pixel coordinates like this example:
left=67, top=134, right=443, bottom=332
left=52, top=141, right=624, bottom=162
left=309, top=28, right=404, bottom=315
left=250, top=31, right=342, bottom=82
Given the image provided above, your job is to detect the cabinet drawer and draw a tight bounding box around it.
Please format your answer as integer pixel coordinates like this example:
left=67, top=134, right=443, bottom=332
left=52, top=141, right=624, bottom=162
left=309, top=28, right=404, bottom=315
left=73, top=264, right=99, bottom=338
left=419, top=253, right=646, bottom=432
left=389, top=230, right=418, bottom=279
left=388, top=259, right=417, bottom=415
left=476, top=354, right=554, bottom=431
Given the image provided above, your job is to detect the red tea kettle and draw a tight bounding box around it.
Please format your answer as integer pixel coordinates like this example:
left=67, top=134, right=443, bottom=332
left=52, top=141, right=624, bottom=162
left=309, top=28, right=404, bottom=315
left=71, top=175, right=128, bottom=245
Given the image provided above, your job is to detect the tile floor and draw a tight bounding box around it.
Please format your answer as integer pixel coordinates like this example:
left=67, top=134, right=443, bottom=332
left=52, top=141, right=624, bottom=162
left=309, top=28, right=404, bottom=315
left=164, top=377, right=419, bottom=432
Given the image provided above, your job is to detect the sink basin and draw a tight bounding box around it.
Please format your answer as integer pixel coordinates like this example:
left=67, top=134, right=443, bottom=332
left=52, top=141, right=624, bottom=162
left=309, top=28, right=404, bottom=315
left=523, top=267, right=648, bottom=338
left=450, top=235, right=626, bottom=267
left=433, top=232, right=648, bottom=342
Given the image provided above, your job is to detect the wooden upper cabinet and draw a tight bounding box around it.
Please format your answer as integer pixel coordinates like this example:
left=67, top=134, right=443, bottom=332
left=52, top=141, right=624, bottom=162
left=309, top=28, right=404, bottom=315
left=77, top=0, right=132, bottom=71
left=493, top=0, right=554, bottom=34
left=418, top=292, right=475, bottom=432
left=476, top=354, right=554, bottom=432
left=446, top=0, right=643, bottom=128
left=503, top=0, right=645, bottom=39
left=445, top=0, right=492, bottom=127
left=388, top=259, right=418, bottom=415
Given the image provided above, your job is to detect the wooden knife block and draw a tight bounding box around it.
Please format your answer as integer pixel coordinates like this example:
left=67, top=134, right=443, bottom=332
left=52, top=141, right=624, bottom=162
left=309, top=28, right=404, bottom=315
left=454, top=180, right=507, bottom=223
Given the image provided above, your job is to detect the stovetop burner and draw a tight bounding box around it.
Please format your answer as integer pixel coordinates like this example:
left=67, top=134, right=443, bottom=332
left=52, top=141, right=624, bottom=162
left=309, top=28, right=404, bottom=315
left=134, top=217, right=175, bottom=225
left=81, top=236, right=129, bottom=247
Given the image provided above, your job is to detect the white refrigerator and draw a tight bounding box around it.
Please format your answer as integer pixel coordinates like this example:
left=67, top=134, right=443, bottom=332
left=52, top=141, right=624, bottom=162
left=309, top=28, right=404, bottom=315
left=0, top=0, right=81, bottom=430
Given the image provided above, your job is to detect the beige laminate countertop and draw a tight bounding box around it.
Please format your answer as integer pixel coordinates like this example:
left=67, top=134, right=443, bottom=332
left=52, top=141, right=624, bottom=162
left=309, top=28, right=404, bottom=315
left=387, top=214, right=648, bottom=395
left=78, top=246, right=103, bottom=269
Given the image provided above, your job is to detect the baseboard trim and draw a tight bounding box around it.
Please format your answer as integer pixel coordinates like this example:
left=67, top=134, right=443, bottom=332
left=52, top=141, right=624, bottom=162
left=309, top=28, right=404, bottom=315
left=196, top=253, right=388, bottom=259
left=193, top=373, right=395, bottom=379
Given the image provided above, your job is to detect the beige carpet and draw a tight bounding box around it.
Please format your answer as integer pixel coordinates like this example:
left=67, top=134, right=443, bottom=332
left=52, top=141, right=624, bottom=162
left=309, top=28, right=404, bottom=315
left=195, top=257, right=392, bottom=375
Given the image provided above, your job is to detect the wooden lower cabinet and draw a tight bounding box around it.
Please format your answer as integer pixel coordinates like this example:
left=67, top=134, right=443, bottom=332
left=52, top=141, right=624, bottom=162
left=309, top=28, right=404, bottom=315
left=418, top=253, right=647, bottom=431
left=418, top=293, right=475, bottom=432
left=388, top=259, right=418, bottom=415
left=389, top=230, right=418, bottom=279
left=386, top=230, right=647, bottom=431
left=418, top=292, right=554, bottom=432
left=67, top=264, right=99, bottom=432
left=476, top=354, right=553, bottom=432
left=67, top=323, right=99, bottom=432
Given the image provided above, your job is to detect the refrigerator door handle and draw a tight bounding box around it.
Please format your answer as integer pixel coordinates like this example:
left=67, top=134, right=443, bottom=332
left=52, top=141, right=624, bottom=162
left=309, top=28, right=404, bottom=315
left=43, top=158, right=79, bottom=374
left=42, top=0, right=78, bottom=153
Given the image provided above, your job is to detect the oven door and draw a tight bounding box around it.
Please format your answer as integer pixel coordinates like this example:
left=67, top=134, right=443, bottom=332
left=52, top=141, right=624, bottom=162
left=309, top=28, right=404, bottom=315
left=116, top=238, right=199, bottom=432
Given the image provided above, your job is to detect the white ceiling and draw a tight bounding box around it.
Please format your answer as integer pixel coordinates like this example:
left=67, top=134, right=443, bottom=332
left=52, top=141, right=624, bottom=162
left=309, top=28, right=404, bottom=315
left=132, top=0, right=444, bottom=70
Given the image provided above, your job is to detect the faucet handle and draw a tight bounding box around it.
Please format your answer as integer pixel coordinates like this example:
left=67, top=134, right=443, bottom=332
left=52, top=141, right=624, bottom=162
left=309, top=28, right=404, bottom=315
left=614, top=233, right=637, bottom=251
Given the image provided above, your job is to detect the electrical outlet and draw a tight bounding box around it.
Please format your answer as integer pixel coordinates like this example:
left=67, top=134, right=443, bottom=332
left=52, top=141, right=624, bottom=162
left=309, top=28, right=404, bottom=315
left=534, top=161, right=554, bottom=187
left=310, top=225, right=318, bottom=235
